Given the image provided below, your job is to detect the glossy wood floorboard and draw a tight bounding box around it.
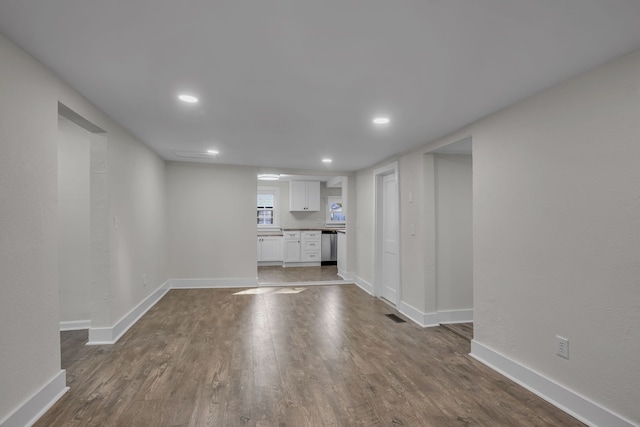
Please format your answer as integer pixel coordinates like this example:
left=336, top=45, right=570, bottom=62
left=37, top=286, right=584, bottom=426
left=258, top=265, right=343, bottom=284
left=440, top=323, right=473, bottom=341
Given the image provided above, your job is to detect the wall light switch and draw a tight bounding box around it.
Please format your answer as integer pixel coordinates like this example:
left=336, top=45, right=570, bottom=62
left=409, top=192, right=414, bottom=203
left=113, top=215, right=119, bottom=230
left=410, top=224, right=416, bottom=236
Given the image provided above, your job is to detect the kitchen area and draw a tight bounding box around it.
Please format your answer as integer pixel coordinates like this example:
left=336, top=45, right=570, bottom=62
left=257, top=174, right=348, bottom=284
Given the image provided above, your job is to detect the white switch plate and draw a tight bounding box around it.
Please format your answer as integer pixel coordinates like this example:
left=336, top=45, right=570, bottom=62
left=410, top=224, right=416, bottom=236
left=113, top=215, right=119, bottom=230
left=409, top=192, right=413, bottom=203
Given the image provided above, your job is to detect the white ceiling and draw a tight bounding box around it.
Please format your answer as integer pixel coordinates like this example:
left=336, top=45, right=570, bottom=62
left=2, top=1, right=640, bottom=172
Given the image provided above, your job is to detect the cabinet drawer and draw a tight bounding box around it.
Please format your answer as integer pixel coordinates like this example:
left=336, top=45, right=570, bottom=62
left=304, top=240, right=321, bottom=250
left=302, top=231, right=321, bottom=240
left=283, top=231, right=300, bottom=240
left=301, top=251, right=321, bottom=262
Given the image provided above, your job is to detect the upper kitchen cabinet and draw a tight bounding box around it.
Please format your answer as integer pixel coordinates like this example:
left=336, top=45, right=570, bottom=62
left=289, top=181, right=320, bottom=211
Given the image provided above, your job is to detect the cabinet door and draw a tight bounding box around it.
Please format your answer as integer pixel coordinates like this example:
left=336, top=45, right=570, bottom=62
left=305, top=181, right=321, bottom=211
left=289, top=181, right=307, bottom=211
left=261, top=237, right=282, bottom=261
left=283, top=239, right=301, bottom=262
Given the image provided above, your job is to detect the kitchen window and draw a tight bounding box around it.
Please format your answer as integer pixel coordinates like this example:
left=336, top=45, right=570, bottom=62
left=258, top=186, right=280, bottom=228
left=326, top=196, right=345, bottom=225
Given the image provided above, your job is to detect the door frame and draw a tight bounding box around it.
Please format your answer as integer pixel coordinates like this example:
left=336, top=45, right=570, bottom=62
left=373, top=161, right=401, bottom=307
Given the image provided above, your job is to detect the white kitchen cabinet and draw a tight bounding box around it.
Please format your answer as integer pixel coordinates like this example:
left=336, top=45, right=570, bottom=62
left=257, top=236, right=282, bottom=262
left=301, top=231, right=321, bottom=262
left=282, top=231, right=301, bottom=262
left=289, top=181, right=320, bottom=211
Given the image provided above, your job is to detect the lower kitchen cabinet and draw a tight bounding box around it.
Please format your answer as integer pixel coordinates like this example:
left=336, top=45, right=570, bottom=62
left=282, top=231, right=301, bottom=262
left=257, top=236, right=282, bottom=262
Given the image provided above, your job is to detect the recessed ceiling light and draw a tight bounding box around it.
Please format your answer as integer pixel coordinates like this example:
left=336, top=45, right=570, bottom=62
left=258, top=173, right=280, bottom=181
left=206, top=149, right=219, bottom=155
left=322, top=158, right=332, bottom=163
left=178, top=94, right=199, bottom=103
left=373, top=117, right=390, bottom=124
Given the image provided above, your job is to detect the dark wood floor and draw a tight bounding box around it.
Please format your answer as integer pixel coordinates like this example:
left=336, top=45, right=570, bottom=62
left=38, top=285, right=583, bottom=426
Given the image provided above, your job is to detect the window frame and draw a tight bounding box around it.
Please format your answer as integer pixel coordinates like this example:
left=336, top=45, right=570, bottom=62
left=326, top=196, right=345, bottom=225
left=257, top=186, right=280, bottom=229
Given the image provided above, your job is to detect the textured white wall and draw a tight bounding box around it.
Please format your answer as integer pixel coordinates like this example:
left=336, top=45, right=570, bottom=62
left=470, top=50, right=640, bottom=420
left=57, top=116, right=91, bottom=322
left=435, top=154, right=473, bottom=312
left=0, top=32, right=169, bottom=421
left=355, top=167, right=375, bottom=284
left=167, top=162, right=257, bottom=280
left=0, top=33, right=62, bottom=422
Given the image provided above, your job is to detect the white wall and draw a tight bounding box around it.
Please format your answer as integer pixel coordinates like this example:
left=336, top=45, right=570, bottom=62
left=0, top=32, right=168, bottom=423
left=355, top=49, right=640, bottom=423
left=57, top=116, right=91, bottom=323
left=0, top=32, right=62, bottom=423
left=355, top=167, right=375, bottom=285
left=469, top=50, right=640, bottom=421
left=167, top=162, right=257, bottom=281
left=434, top=154, right=473, bottom=312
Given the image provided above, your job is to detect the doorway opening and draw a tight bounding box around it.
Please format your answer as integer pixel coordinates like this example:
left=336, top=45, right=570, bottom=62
left=57, top=103, right=108, bottom=345
left=428, top=137, right=474, bottom=337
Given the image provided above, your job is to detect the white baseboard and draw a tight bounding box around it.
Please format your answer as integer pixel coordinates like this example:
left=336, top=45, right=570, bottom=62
left=0, top=370, right=68, bottom=427
left=88, top=281, right=170, bottom=345
left=337, top=269, right=354, bottom=281
left=438, top=309, right=473, bottom=324
left=470, top=341, right=638, bottom=427
left=59, top=319, right=91, bottom=331
left=354, top=275, right=374, bottom=295
left=397, top=301, right=439, bottom=327
left=169, top=277, right=258, bottom=289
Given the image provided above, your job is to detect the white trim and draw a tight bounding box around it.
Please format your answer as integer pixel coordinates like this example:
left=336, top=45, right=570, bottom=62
left=470, top=341, right=638, bottom=427
left=59, top=319, right=91, bottom=331
left=373, top=161, right=401, bottom=307
left=398, top=301, right=439, bottom=327
left=354, top=275, right=374, bottom=295
left=337, top=269, right=354, bottom=281
left=87, top=281, right=170, bottom=345
left=258, top=261, right=283, bottom=267
left=438, top=309, right=473, bottom=324
left=169, top=277, right=258, bottom=289
left=0, top=370, right=68, bottom=427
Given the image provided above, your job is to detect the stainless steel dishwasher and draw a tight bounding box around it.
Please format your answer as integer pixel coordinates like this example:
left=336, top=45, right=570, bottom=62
left=321, top=230, right=338, bottom=265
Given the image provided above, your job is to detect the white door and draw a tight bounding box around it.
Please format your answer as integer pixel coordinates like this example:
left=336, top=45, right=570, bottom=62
left=381, top=173, right=399, bottom=303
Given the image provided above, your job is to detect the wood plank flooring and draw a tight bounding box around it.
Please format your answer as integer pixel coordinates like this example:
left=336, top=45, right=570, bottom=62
left=440, top=323, right=473, bottom=341
left=37, top=285, right=584, bottom=426
left=258, top=265, right=343, bottom=284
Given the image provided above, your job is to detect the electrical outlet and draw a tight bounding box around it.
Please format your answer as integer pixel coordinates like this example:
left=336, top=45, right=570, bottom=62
left=556, top=335, right=569, bottom=359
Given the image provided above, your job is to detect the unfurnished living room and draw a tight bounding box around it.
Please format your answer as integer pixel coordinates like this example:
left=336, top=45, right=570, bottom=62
left=1, top=2, right=640, bottom=427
